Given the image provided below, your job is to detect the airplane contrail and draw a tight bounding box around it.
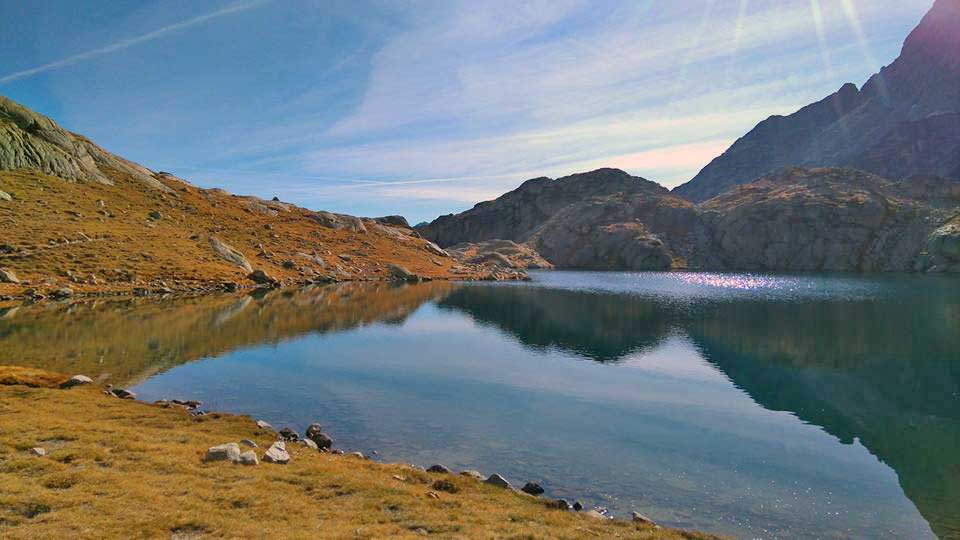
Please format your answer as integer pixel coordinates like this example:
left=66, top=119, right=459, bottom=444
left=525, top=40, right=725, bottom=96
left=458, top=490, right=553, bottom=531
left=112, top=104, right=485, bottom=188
left=1, top=0, right=270, bottom=84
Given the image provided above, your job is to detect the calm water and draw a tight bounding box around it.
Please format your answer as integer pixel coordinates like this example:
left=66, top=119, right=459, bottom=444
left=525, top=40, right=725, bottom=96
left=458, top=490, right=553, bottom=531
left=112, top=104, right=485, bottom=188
left=3, top=272, right=959, bottom=539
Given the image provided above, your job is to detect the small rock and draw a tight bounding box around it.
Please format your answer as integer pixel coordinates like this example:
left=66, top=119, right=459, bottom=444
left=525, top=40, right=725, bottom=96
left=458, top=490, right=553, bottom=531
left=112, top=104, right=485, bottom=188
left=427, top=464, right=452, bottom=474
left=0, top=190, right=11, bottom=202
left=631, top=511, right=657, bottom=526
left=387, top=264, right=420, bottom=282
left=305, top=423, right=333, bottom=449
left=0, top=267, right=19, bottom=284
left=301, top=438, right=318, bottom=450
left=521, top=482, right=544, bottom=496
left=432, top=479, right=459, bottom=493
left=277, top=427, right=299, bottom=441
left=552, top=499, right=571, bottom=511
left=110, top=388, right=136, bottom=400
left=584, top=510, right=608, bottom=520
left=255, top=420, right=275, bottom=432
left=573, top=501, right=584, bottom=511
left=240, top=439, right=258, bottom=448
left=50, top=287, right=74, bottom=299
left=205, top=443, right=241, bottom=463
left=426, top=491, right=440, bottom=499
left=239, top=451, right=259, bottom=466
left=247, top=269, right=278, bottom=286
left=30, top=447, right=46, bottom=457
left=263, top=441, right=290, bottom=464
left=484, top=474, right=512, bottom=489
left=348, top=451, right=365, bottom=459
left=281, top=259, right=296, bottom=269
left=148, top=210, right=162, bottom=220
left=460, top=470, right=484, bottom=481
left=60, top=374, right=93, bottom=388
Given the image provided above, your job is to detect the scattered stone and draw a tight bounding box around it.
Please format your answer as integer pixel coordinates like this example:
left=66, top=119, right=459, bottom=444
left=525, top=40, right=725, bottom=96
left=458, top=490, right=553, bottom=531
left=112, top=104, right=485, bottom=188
left=573, top=501, right=584, bottom=512
left=50, top=287, right=74, bottom=299
left=277, top=428, right=299, bottom=441
left=552, top=499, right=571, bottom=511
left=426, top=491, right=440, bottom=499
left=348, top=451, right=365, bottom=459
left=247, top=269, right=278, bottom=286
left=60, top=374, right=93, bottom=388
left=460, top=470, right=484, bottom=481
left=204, top=443, right=241, bottom=463
left=301, top=438, right=318, bottom=450
left=387, top=264, right=419, bottom=282
left=392, top=475, right=406, bottom=482
left=30, top=447, right=46, bottom=457
left=631, top=511, right=657, bottom=526
left=171, top=399, right=202, bottom=409
left=305, top=423, right=333, bottom=449
left=0, top=267, right=19, bottom=284
left=484, top=474, right=512, bottom=489
left=255, top=420, right=275, bottom=432
left=521, top=482, right=544, bottom=496
left=584, top=509, right=609, bottom=520
left=427, top=464, right=451, bottom=474
left=281, top=259, right=296, bottom=269
left=331, top=449, right=345, bottom=455
left=240, top=439, right=258, bottom=448
left=239, top=451, right=259, bottom=466
left=263, top=441, right=290, bottom=464
left=209, top=236, right=253, bottom=272
left=110, top=388, right=136, bottom=400
left=0, top=190, right=11, bottom=201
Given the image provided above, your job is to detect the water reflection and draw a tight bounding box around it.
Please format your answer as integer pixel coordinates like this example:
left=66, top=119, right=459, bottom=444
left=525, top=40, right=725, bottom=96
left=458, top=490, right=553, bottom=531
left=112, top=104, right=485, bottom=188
left=2, top=274, right=958, bottom=538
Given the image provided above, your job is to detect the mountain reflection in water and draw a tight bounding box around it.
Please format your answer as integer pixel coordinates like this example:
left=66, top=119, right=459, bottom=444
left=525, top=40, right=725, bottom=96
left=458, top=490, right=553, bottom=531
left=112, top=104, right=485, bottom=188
left=2, top=273, right=957, bottom=539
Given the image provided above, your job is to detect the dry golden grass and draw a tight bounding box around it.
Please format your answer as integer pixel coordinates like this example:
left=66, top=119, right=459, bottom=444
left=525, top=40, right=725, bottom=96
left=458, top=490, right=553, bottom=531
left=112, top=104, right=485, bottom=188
left=0, top=168, right=496, bottom=300
left=0, top=366, right=68, bottom=388
left=0, top=366, right=719, bottom=540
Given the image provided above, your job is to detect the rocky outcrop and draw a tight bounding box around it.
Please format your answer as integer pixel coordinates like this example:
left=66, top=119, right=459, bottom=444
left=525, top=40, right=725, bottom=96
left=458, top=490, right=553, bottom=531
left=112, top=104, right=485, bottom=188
left=699, top=168, right=958, bottom=272
left=447, top=240, right=553, bottom=270
left=922, top=216, right=960, bottom=272
left=674, top=0, right=960, bottom=202
left=420, top=166, right=960, bottom=273
left=0, top=96, right=173, bottom=192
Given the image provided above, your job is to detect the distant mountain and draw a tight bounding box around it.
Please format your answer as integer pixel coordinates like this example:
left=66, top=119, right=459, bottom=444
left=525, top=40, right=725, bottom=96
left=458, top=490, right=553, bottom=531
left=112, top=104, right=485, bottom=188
left=674, top=0, right=960, bottom=202
left=417, top=166, right=960, bottom=273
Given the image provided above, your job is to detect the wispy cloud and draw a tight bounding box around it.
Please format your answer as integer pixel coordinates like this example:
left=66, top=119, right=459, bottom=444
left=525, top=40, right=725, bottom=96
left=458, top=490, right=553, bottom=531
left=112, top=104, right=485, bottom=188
left=0, top=0, right=269, bottom=84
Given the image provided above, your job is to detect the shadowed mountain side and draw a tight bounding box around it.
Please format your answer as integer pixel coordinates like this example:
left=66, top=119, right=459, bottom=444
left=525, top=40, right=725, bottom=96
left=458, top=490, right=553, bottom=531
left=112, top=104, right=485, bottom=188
left=436, top=285, right=676, bottom=362
left=0, top=282, right=455, bottom=387
left=675, top=0, right=960, bottom=202
left=435, top=282, right=960, bottom=538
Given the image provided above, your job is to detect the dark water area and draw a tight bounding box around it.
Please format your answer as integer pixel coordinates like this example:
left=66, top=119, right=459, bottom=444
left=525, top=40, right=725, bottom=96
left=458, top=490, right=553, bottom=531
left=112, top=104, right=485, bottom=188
left=3, top=272, right=958, bottom=539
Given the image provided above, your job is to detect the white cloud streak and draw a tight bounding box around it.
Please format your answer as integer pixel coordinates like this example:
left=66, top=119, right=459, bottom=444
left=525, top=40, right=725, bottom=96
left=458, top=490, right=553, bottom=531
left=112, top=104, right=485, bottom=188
left=0, top=0, right=269, bottom=84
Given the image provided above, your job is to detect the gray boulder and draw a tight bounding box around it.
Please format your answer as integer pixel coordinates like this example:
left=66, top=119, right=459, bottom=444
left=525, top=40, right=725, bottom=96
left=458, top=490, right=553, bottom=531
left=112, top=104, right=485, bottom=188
left=238, top=451, right=259, bottom=466
left=209, top=236, right=253, bottom=272
left=484, top=473, right=512, bottom=489
left=263, top=441, right=290, bottom=464
left=0, top=267, right=18, bottom=283
left=205, top=443, right=241, bottom=463
left=60, top=374, right=93, bottom=388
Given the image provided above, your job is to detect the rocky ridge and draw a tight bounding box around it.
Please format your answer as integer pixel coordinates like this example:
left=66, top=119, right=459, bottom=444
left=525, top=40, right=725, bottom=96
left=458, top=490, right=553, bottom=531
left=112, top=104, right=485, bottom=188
left=418, top=167, right=960, bottom=273
left=674, top=0, right=960, bottom=202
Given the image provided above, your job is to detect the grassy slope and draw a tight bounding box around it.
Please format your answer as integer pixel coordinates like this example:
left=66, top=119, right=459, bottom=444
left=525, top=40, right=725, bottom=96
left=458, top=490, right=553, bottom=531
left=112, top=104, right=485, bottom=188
left=0, top=368, right=717, bottom=540
left=0, top=168, right=495, bottom=300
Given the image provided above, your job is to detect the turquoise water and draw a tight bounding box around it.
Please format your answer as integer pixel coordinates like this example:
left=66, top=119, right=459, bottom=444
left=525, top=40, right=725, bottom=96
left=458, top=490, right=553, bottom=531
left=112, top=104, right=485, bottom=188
left=6, top=272, right=959, bottom=539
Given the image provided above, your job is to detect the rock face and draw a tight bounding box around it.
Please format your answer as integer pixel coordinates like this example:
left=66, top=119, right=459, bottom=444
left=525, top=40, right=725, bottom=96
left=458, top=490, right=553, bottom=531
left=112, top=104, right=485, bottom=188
left=447, top=240, right=553, bottom=270
left=419, top=167, right=960, bottom=273
left=0, top=96, right=173, bottom=192
left=675, top=0, right=960, bottom=202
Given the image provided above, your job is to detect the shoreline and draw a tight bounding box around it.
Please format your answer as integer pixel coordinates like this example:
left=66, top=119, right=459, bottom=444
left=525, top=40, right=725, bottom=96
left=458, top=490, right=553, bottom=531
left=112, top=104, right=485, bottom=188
left=0, top=365, right=718, bottom=539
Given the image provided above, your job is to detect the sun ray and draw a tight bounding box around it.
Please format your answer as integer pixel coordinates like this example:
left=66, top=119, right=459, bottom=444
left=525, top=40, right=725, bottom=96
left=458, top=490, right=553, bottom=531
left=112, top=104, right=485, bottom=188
left=809, top=0, right=836, bottom=80
left=840, top=0, right=889, bottom=99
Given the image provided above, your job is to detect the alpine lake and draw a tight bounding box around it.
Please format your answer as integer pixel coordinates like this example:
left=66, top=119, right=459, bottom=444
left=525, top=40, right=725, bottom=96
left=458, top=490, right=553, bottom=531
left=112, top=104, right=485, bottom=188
left=4, top=271, right=958, bottom=539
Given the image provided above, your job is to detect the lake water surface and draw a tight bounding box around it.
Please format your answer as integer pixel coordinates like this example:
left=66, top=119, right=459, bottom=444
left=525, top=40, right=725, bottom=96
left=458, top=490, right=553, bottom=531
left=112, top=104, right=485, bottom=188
left=4, top=272, right=958, bottom=539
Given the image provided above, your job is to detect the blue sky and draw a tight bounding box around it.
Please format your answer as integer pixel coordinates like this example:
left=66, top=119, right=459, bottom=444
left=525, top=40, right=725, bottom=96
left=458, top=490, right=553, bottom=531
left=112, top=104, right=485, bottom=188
left=0, top=0, right=934, bottom=223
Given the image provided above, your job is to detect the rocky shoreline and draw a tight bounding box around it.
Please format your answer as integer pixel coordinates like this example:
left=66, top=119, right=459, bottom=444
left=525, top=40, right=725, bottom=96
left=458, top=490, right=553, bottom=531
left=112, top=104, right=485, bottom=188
left=93, top=377, right=652, bottom=525
left=1, top=366, right=709, bottom=539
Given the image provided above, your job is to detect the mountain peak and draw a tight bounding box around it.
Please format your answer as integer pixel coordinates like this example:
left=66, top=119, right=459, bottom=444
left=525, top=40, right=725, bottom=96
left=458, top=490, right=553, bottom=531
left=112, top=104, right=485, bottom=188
left=901, top=0, right=960, bottom=66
